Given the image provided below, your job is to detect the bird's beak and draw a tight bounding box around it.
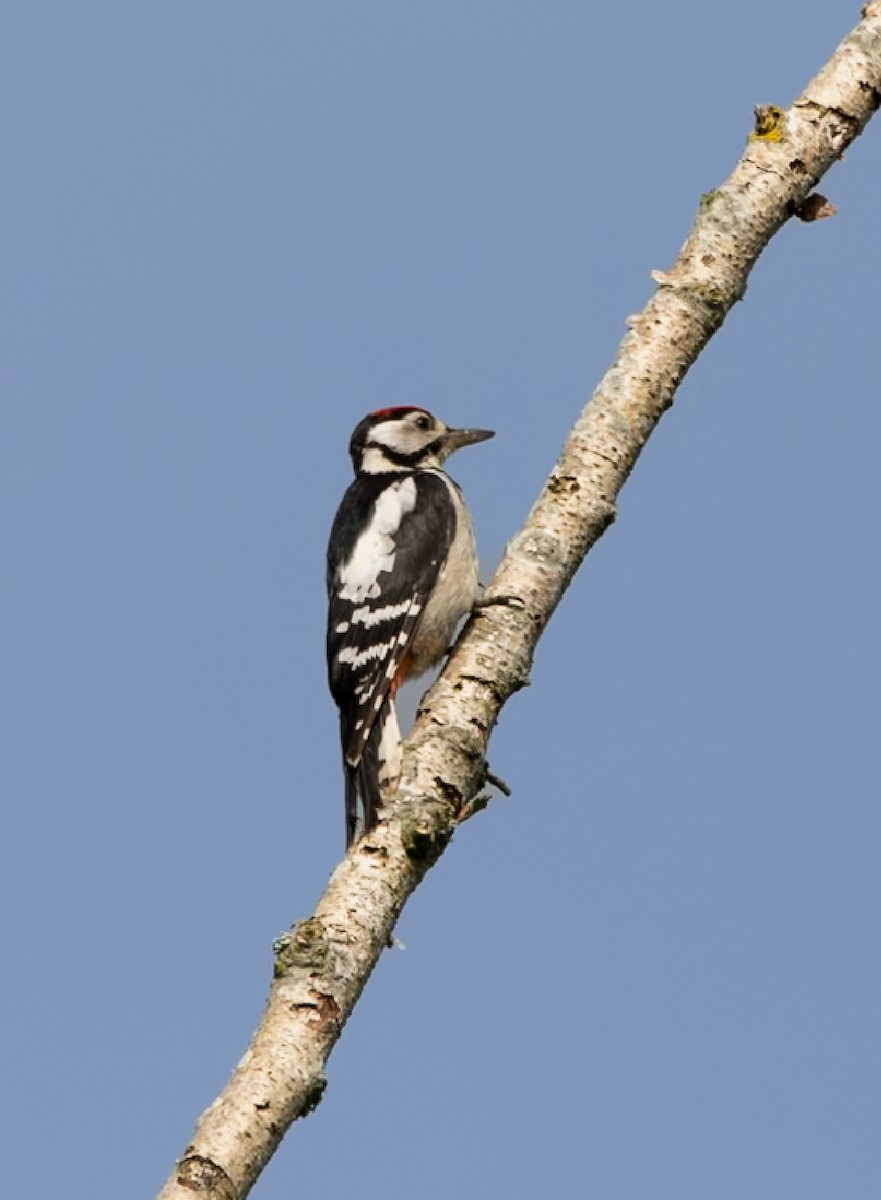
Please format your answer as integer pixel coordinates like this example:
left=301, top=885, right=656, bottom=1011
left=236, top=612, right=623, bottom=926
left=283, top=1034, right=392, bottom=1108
left=442, top=426, right=495, bottom=453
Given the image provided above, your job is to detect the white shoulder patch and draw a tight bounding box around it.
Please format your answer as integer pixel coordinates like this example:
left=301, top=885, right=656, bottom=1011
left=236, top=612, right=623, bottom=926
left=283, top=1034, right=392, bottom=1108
left=339, top=477, right=417, bottom=602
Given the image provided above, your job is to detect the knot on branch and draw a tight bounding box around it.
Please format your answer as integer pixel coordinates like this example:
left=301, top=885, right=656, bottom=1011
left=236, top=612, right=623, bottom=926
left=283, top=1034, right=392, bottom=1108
left=400, top=792, right=457, bottom=865
left=289, top=989, right=341, bottom=1032
left=300, top=1076, right=328, bottom=1119
left=175, top=1155, right=237, bottom=1199
left=793, top=193, right=837, bottom=222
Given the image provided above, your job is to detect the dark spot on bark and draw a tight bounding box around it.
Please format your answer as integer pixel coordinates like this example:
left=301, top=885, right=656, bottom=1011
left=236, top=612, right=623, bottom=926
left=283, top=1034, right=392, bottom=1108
left=548, top=474, right=581, bottom=495
left=299, top=1077, right=327, bottom=1119
left=859, top=80, right=881, bottom=111
left=308, top=988, right=341, bottom=1026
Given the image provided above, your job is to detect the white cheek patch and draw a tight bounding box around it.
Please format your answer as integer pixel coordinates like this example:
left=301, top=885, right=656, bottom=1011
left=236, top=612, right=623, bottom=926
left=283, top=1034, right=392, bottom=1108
left=339, top=477, right=417, bottom=602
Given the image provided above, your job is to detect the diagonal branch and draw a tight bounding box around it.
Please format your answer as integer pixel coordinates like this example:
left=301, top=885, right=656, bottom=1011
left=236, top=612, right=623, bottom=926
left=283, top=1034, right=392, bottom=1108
left=158, top=8, right=881, bottom=1198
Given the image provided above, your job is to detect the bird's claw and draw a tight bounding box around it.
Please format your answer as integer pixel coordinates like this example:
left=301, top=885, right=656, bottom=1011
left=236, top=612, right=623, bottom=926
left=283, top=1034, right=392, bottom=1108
left=474, top=593, right=527, bottom=612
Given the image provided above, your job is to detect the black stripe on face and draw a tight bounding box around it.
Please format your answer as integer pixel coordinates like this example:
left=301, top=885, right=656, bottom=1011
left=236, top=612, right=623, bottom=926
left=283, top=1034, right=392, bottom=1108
left=366, top=438, right=443, bottom=468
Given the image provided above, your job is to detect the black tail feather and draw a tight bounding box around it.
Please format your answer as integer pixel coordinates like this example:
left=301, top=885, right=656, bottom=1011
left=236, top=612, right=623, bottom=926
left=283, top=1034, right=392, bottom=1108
left=343, top=706, right=385, bottom=848
left=344, top=762, right=359, bottom=848
left=358, top=725, right=383, bottom=839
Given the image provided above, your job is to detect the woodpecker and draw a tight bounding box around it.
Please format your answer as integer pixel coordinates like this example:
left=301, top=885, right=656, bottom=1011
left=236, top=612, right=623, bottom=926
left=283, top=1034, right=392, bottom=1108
left=326, top=406, right=494, bottom=847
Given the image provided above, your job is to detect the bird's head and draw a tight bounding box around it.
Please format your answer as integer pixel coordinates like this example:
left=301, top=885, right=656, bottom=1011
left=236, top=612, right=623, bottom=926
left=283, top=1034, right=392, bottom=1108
left=349, top=407, right=494, bottom=475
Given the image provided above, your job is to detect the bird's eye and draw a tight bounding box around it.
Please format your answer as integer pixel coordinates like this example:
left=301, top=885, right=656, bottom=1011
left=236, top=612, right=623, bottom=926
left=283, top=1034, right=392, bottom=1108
left=415, top=415, right=431, bottom=430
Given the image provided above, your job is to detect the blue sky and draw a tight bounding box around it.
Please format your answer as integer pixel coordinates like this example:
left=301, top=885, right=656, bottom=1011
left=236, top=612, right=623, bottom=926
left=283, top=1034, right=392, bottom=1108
left=3, top=4, right=879, bottom=1198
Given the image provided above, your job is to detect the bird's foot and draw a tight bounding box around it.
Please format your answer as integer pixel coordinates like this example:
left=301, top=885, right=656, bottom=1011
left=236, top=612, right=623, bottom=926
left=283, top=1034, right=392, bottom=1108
left=473, top=592, right=527, bottom=612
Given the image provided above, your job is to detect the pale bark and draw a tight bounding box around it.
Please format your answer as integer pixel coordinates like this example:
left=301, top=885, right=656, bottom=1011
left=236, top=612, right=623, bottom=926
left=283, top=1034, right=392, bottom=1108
left=158, top=8, right=881, bottom=1198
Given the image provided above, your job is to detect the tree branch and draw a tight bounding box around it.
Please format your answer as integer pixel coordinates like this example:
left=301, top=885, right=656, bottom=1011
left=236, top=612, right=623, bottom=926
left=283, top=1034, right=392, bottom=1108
left=158, top=8, right=881, bottom=1197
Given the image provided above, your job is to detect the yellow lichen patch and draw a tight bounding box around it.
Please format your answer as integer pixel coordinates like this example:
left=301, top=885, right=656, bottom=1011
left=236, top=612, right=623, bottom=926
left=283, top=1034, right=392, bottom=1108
left=750, top=104, right=786, bottom=142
